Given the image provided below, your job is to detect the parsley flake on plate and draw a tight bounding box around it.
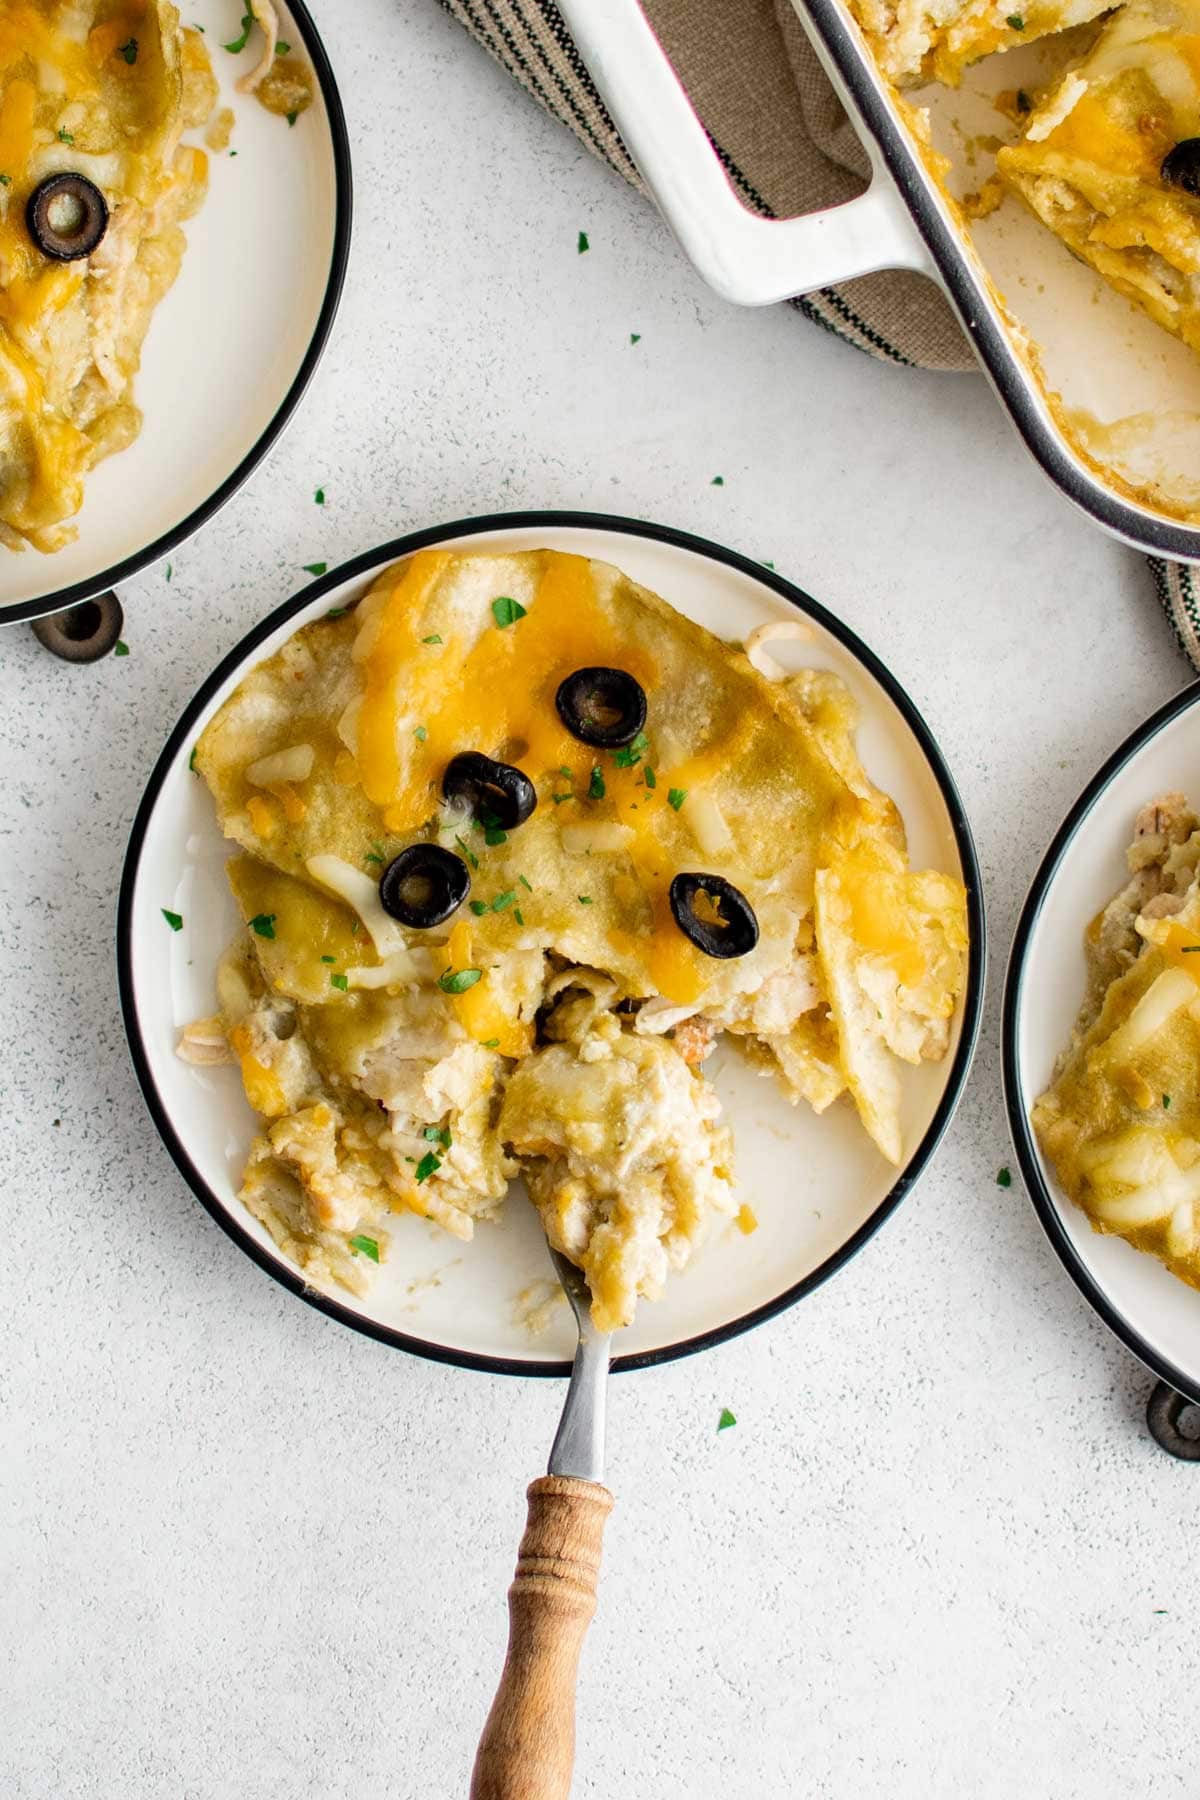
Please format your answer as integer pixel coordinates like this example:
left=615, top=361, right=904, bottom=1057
left=349, top=1235, right=379, bottom=1262
left=630, top=332, right=641, bottom=343
left=223, top=9, right=253, bottom=51
left=518, top=875, right=532, bottom=891
left=997, top=1166, right=1013, bottom=1188
left=711, top=475, right=724, bottom=486
left=469, top=900, right=488, bottom=916
left=165, top=562, right=172, bottom=582
left=717, top=1408, right=736, bottom=1432
left=57, top=128, right=74, bottom=144
left=1164, top=1094, right=1172, bottom=1109
left=552, top=793, right=574, bottom=806
left=320, top=955, right=336, bottom=965
left=330, top=971, right=349, bottom=992
left=578, top=894, right=593, bottom=906
left=0, top=175, right=10, bottom=188
left=415, top=725, right=428, bottom=742
left=326, top=606, right=347, bottom=619
left=455, top=835, right=479, bottom=871
left=577, top=229, right=589, bottom=253
left=423, top=1124, right=452, bottom=1148
left=161, top=909, right=183, bottom=932
left=484, top=824, right=507, bottom=847
left=644, top=766, right=657, bottom=789
left=422, top=633, right=443, bottom=645
left=513, top=907, right=525, bottom=926
left=491, top=595, right=526, bottom=629
left=414, top=1151, right=441, bottom=1183
left=668, top=787, right=687, bottom=811
left=118, top=36, right=138, bottom=62
left=588, top=766, right=606, bottom=800
left=249, top=913, right=276, bottom=939
left=113, top=640, right=129, bottom=657
left=492, top=890, right=516, bottom=912
left=1006, top=12, right=1024, bottom=26
left=482, top=1037, right=500, bottom=1049
left=302, top=561, right=327, bottom=576
left=276, top=38, right=291, bottom=53
left=314, top=486, right=325, bottom=505
left=439, top=967, right=483, bottom=994
left=188, top=746, right=198, bottom=773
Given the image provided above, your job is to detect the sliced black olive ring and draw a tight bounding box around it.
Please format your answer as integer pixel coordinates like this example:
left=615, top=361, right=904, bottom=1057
left=555, top=666, right=647, bottom=748
left=27, top=172, right=109, bottom=261
left=379, top=844, right=471, bottom=928
left=1162, top=139, right=1200, bottom=195
left=30, top=591, right=123, bottom=663
left=669, top=873, right=759, bottom=960
left=442, top=751, right=537, bottom=829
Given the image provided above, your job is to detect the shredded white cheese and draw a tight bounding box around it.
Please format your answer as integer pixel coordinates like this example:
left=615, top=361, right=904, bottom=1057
left=246, top=744, right=314, bottom=786
left=743, top=619, right=813, bottom=681
left=1026, top=73, right=1086, bottom=142
left=560, top=822, right=634, bottom=855
left=305, top=854, right=409, bottom=958
left=685, top=790, right=734, bottom=856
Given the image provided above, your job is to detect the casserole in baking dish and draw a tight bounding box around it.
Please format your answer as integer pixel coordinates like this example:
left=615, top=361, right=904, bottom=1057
left=558, top=0, right=1200, bottom=559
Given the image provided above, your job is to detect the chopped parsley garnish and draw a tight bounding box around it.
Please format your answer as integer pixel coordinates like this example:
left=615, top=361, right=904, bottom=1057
left=717, top=1408, right=736, bottom=1432
left=314, top=486, right=325, bottom=504
left=423, top=1124, right=452, bottom=1148
left=762, top=559, right=775, bottom=570
left=1016, top=88, right=1032, bottom=112
left=455, top=834, right=479, bottom=871
left=588, top=766, right=606, bottom=800
left=668, top=787, right=687, bottom=811
left=1164, top=1094, right=1172, bottom=1109
left=57, top=128, right=74, bottom=144
left=188, top=746, right=198, bottom=773
left=1006, top=12, right=1024, bottom=26
left=469, top=900, right=488, bottom=916
left=482, top=1038, right=500, bottom=1049
left=552, top=792, right=574, bottom=805
left=484, top=823, right=507, bottom=847
left=558, top=767, right=572, bottom=779
left=223, top=10, right=254, bottom=52
left=518, top=874, right=532, bottom=891
left=578, top=894, right=593, bottom=906
left=286, top=110, right=298, bottom=127
left=415, top=726, right=428, bottom=742
left=644, top=766, right=657, bottom=789
left=330, top=971, right=349, bottom=992
left=491, top=595, right=526, bottom=629
left=302, top=561, right=327, bottom=576
left=113, top=640, right=130, bottom=657
left=711, top=475, right=724, bottom=486
left=422, top=633, right=443, bottom=645
left=996, top=1166, right=1012, bottom=1188
left=161, top=908, right=183, bottom=932
left=614, top=731, right=648, bottom=769
left=276, top=38, right=291, bottom=53
left=630, top=332, right=641, bottom=343
left=326, top=606, right=347, bottom=618
left=0, top=175, right=9, bottom=187
left=118, top=36, right=138, bottom=62
left=577, top=229, right=589, bottom=253
left=492, top=890, right=516, bottom=911
left=439, top=967, right=483, bottom=994
left=349, top=1234, right=379, bottom=1262
left=414, top=1151, right=441, bottom=1183
left=320, top=955, right=336, bottom=964
left=165, top=562, right=173, bottom=582
left=247, top=915, right=276, bottom=941
left=513, top=907, right=525, bottom=926
left=365, top=841, right=384, bottom=866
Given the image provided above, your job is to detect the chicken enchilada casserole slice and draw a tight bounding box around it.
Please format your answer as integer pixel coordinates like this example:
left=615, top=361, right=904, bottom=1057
left=181, top=549, right=970, bottom=1331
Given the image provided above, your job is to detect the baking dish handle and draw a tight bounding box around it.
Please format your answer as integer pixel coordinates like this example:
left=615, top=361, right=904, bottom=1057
left=555, top=0, right=935, bottom=305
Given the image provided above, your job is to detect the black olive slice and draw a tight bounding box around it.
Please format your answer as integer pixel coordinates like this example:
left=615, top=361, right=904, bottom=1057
left=669, top=873, right=759, bottom=960
left=26, top=173, right=109, bottom=261
left=1162, top=139, right=1200, bottom=194
left=555, top=667, right=647, bottom=748
left=30, top=591, right=124, bottom=663
left=379, top=845, right=471, bottom=928
left=442, top=751, right=537, bottom=829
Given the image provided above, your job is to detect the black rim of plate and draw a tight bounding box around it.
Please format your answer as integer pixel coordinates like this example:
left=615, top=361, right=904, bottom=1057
left=117, top=510, right=987, bottom=1378
left=1, top=0, right=352, bottom=628
left=1003, top=679, right=1200, bottom=1404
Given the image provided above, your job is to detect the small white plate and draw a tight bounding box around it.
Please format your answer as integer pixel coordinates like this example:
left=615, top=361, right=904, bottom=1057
left=1, top=0, right=350, bottom=626
left=1005, top=683, right=1200, bottom=1403
left=118, top=513, right=984, bottom=1374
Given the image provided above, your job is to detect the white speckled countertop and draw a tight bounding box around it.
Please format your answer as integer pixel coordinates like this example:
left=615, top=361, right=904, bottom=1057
left=2, top=4, right=1198, bottom=1796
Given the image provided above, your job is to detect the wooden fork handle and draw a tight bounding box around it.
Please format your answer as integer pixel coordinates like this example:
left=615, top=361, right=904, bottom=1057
left=470, top=1476, right=614, bottom=1800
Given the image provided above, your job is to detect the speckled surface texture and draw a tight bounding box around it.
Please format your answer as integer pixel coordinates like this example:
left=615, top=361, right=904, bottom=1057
left=2, top=4, right=1198, bottom=1796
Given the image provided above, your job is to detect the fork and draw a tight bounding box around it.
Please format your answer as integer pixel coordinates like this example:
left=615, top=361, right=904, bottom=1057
left=470, top=1250, right=614, bottom=1800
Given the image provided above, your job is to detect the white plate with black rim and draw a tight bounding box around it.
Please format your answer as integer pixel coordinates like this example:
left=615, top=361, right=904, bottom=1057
left=1004, top=683, right=1200, bottom=1445
left=2, top=0, right=350, bottom=631
left=117, top=511, right=985, bottom=1376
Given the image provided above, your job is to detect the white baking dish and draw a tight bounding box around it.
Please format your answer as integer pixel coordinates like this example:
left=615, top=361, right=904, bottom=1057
left=558, top=0, right=1200, bottom=561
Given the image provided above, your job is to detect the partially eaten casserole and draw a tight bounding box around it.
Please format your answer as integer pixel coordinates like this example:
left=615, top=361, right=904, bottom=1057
left=1034, top=791, right=1200, bottom=1288
left=844, top=0, right=1111, bottom=86
left=998, top=0, right=1200, bottom=359
left=0, top=0, right=217, bottom=552
left=183, top=549, right=969, bottom=1331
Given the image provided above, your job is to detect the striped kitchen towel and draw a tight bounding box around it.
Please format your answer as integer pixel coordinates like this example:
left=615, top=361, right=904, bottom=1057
left=440, top=0, right=1200, bottom=668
